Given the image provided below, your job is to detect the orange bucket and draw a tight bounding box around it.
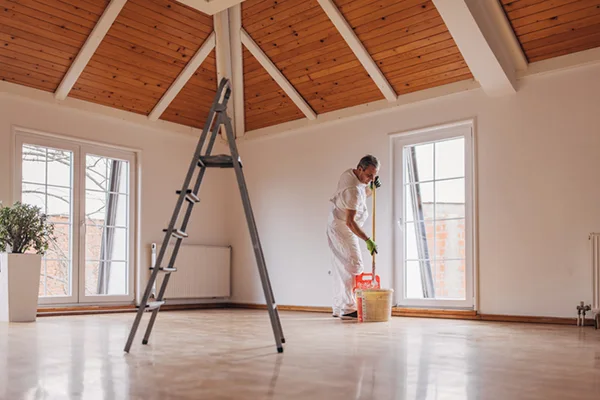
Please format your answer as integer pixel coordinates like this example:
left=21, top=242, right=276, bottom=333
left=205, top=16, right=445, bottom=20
left=353, top=272, right=380, bottom=293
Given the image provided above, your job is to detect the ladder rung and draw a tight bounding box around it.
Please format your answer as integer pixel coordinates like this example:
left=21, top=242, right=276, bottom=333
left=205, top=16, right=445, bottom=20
left=176, top=190, right=200, bottom=203
left=163, top=229, right=188, bottom=239
left=150, top=267, right=177, bottom=273
left=141, top=301, right=165, bottom=311
left=198, top=155, right=241, bottom=169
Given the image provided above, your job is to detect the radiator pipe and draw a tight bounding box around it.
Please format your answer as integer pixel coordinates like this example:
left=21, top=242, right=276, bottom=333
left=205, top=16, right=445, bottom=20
left=151, top=243, right=157, bottom=298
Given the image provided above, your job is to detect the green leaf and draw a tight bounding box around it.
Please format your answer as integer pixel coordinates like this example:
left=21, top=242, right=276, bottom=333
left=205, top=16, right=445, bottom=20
left=0, top=201, right=56, bottom=255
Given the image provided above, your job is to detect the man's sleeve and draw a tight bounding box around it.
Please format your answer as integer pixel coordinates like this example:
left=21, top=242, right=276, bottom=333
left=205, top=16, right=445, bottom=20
left=339, top=187, right=361, bottom=210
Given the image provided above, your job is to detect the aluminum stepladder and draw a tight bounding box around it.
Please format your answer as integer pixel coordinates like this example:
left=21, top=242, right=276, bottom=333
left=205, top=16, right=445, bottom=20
left=124, top=78, right=285, bottom=353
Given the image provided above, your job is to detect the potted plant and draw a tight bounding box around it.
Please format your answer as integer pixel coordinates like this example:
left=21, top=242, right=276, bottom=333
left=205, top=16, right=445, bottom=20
left=0, top=201, right=55, bottom=322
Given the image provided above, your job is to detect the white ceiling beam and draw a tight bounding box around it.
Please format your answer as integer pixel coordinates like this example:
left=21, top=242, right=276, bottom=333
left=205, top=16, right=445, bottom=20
left=229, top=4, right=245, bottom=138
left=432, top=0, right=518, bottom=97
left=215, top=9, right=235, bottom=137
left=148, top=32, right=216, bottom=121
left=176, top=0, right=246, bottom=15
left=317, top=0, right=397, bottom=102
left=480, top=0, right=528, bottom=72
left=215, top=10, right=233, bottom=87
left=241, top=29, right=316, bottom=120
left=55, top=0, right=127, bottom=100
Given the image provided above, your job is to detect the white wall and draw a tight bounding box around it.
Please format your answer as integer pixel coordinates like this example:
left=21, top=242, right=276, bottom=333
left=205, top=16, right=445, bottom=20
left=0, top=92, right=231, bottom=302
left=229, top=63, right=600, bottom=318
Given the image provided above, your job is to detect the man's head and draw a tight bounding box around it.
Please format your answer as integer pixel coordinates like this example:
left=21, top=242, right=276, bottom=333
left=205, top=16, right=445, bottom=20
left=354, top=155, right=379, bottom=185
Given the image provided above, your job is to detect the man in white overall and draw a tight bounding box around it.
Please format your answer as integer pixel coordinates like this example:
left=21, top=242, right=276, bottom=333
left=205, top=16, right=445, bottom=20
left=327, top=155, right=380, bottom=319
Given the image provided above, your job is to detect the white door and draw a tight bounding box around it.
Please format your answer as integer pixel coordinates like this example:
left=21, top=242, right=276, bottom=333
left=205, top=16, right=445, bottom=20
left=392, top=121, right=475, bottom=309
left=15, top=131, right=136, bottom=305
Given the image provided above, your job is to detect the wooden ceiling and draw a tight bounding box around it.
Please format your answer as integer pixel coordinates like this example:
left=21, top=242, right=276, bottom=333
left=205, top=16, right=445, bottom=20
left=501, top=0, right=600, bottom=62
left=72, top=0, right=216, bottom=124
left=0, top=0, right=599, bottom=134
left=241, top=0, right=471, bottom=129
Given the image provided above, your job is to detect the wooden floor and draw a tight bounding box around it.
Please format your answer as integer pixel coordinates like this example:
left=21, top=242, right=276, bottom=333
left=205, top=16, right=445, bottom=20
left=1, top=310, right=600, bottom=399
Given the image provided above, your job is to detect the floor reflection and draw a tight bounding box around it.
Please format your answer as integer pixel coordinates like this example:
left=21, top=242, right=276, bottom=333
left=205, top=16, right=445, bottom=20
left=0, top=310, right=599, bottom=400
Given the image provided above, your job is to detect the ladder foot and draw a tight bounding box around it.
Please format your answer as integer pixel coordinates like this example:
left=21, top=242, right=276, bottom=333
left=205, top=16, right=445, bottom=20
left=281, top=338, right=286, bottom=344
left=277, top=346, right=284, bottom=353
left=142, top=339, right=148, bottom=345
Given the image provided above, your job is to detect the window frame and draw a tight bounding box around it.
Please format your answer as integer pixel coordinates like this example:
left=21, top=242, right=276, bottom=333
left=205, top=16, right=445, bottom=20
left=390, top=120, right=477, bottom=309
left=13, top=127, right=139, bottom=306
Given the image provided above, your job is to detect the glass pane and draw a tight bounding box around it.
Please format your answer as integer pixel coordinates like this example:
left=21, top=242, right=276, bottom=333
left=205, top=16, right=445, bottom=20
left=405, top=221, right=434, bottom=260
left=107, top=193, right=128, bottom=227
left=43, top=259, right=69, bottom=296
left=404, top=182, right=434, bottom=221
left=106, top=227, right=128, bottom=261
left=107, top=262, right=127, bottom=295
left=435, top=178, right=465, bottom=219
left=85, top=224, right=104, bottom=261
left=22, top=145, right=46, bottom=184
left=435, top=137, right=464, bottom=180
left=39, top=259, right=47, bottom=297
left=21, top=183, right=46, bottom=213
left=86, top=155, right=108, bottom=191
left=45, top=223, right=71, bottom=260
left=435, top=219, right=466, bottom=260
left=118, top=161, right=129, bottom=194
left=85, top=261, right=128, bottom=295
left=46, top=186, right=71, bottom=221
left=433, top=260, right=466, bottom=300
left=404, top=143, right=433, bottom=183
left=86, top=190, right=107, bottom=225
left=47, top=148, right=72, bottom=187
left=85, top=260, right=100, bottom=295
left=106, top=159, right=129, bottom=194
left=405, top=260, right=425, bottom=299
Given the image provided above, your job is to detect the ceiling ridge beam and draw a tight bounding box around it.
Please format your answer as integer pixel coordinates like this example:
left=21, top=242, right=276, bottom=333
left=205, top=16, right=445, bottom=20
left=148, top=32, right=216, bottom=121
left=55, top=0, right=128, bottom=101
left=240, top=29, right=317, bottom=121
left=215, top=8, right=236, bottom=137
left=229, top=4, right=245, bottom=138
left=432, top=0, right=519, bottom=96
left=317, top=0, right=397, bottom=102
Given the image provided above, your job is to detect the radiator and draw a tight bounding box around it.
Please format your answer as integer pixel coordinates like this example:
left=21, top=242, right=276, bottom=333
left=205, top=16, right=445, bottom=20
left=590, top=233, right=600, bottom=310
left=152, top=243, right=231, bottom=300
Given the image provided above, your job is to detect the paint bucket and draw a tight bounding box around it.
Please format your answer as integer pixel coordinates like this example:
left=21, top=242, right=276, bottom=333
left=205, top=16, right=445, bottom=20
left=355, top=288, right=394, bottom=322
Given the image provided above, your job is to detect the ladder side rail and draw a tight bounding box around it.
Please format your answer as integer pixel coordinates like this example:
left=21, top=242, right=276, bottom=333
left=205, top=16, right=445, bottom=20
left=222, top=116, right=284, bottom=352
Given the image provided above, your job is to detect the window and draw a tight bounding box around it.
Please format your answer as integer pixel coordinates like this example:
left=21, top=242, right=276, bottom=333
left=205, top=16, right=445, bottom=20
left=392, top=121, right=475, bottom=308
left=15, top=130, right=136, bottom=305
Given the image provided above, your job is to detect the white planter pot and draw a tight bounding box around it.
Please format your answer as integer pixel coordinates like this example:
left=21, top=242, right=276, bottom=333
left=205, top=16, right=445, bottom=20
left=0, top=253, right=42, bottom=322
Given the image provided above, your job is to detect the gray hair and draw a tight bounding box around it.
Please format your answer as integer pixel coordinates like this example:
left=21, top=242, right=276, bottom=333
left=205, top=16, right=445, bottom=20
left=357, top=154, right=379, bottom=170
